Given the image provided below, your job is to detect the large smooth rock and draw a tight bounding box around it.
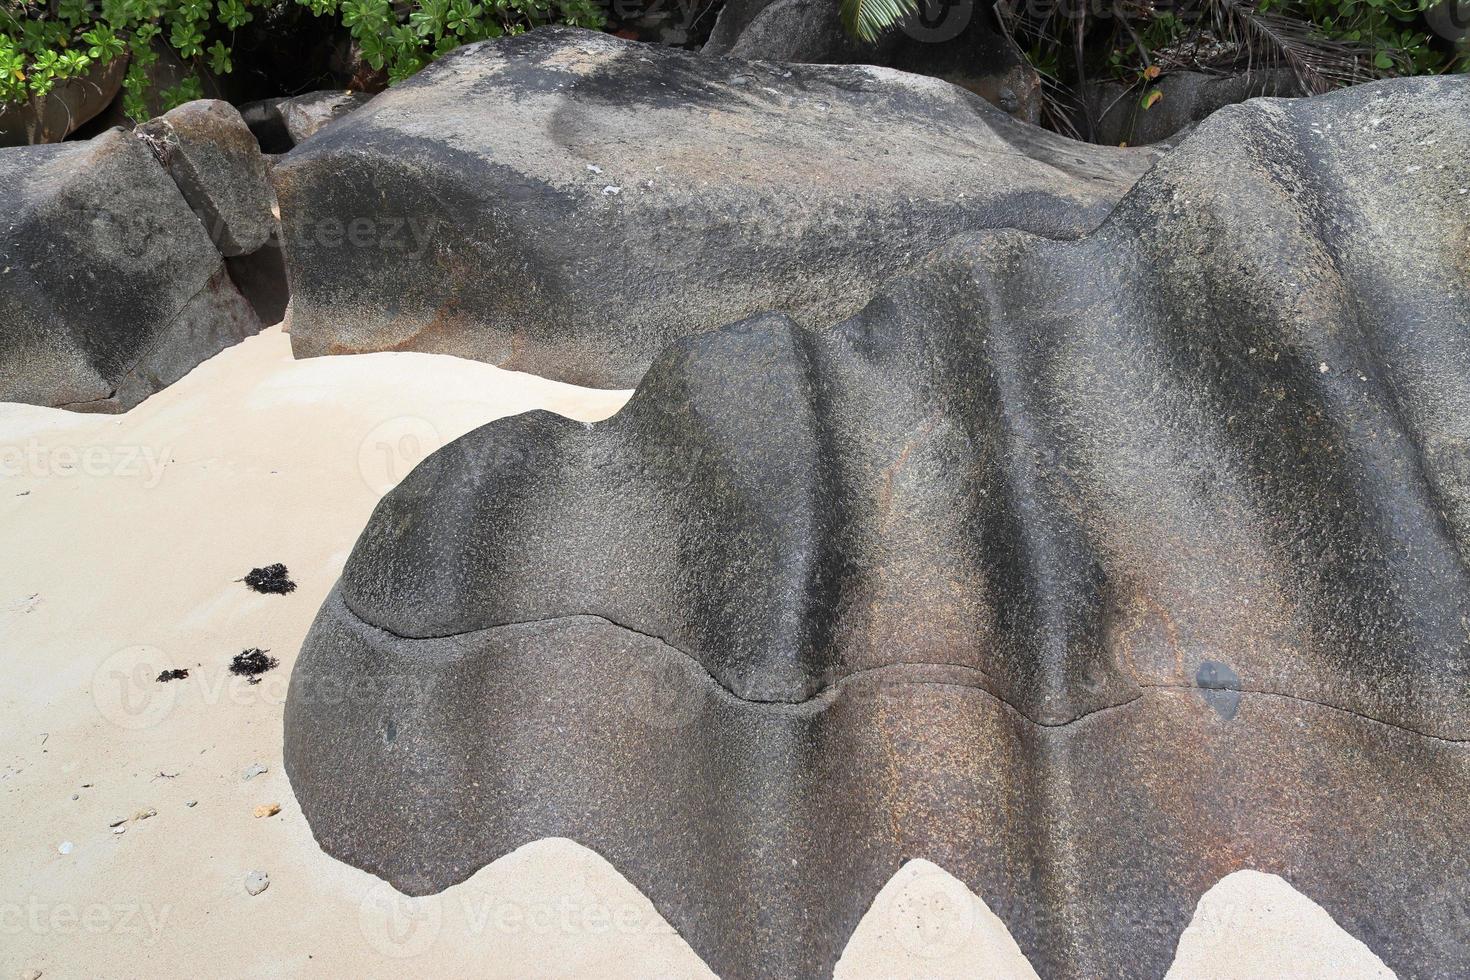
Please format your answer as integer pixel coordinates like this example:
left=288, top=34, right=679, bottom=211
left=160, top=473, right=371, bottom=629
left=286, top=76, right=1470, bottom=980
left=0, top=128, right=260, bottom=411
left=138, top=100, right=278, bottom=257
left=704, top=0, right=1042, bottom=122
left=273, top=27, right=1156, bottom=388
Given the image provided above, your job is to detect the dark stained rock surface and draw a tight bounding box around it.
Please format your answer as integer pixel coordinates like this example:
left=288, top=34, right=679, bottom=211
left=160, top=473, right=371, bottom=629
left=1083, top=69, right=1304, bottom=146
left=225, top=246, right=292, bottom=327
left=272, top=27, right=1157, bottom=388
left=239, top=91, right=375, bottom=153
left=138, top=99, right=279, bottom=257
left=0, top=128, right=261, bottom=411
left=703, top=0, right=1043, bottom=122
left=286, top=75, right=1470, bottom=979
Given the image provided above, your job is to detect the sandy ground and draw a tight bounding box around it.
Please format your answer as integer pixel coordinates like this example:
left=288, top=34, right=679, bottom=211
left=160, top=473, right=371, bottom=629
left=0, top=328, right=1398, bottom=978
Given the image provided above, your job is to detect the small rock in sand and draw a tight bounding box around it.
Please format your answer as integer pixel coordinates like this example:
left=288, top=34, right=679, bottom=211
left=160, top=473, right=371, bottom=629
left=253, top=802, right=281, bottom=818
left=57, top=841, right=73, bottom=855
left=185, top=800, right=198, bottom=808
left=243, top=762, right=267, bottom=781
left=244, top=870, right=270, bottom=895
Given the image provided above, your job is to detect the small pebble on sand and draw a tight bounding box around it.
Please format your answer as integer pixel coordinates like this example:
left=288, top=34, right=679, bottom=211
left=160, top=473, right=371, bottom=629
left=244, top=871, right=270, bottom=896
left=254, top=802, right=281, bottom=818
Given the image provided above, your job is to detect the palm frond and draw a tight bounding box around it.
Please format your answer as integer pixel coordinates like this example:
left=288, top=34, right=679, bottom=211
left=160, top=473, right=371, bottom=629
left=1206, top=0, right=1370, bottom=93
left=839, top=0, right=917, bottom=44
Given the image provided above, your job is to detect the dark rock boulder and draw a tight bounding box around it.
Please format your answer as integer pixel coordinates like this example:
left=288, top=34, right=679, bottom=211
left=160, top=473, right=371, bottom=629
left=273, top=27, right=1155, bottom=388
left=286, top=76, right=1470, bottom=980
left=1083, top=69, right=1303, bottom=146
left=704, top=0, right=1042, bottom=122
left=0, top=128, right=260, bottom=411
left=138, top=100, right=278, bottom=257
left=135, top=99, right=290, bottom=326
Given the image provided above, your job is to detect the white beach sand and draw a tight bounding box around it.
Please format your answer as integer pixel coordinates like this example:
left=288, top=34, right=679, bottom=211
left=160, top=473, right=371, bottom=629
left=0, top=329, right=1398, bottom=978
left=1166, top=870, right=1394, bottom=979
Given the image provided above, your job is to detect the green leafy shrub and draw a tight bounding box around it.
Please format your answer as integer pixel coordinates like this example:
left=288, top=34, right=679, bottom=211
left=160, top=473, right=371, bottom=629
left=1, top=0, right=604, bottom=120
left=319, top=0, right=604, bottom=85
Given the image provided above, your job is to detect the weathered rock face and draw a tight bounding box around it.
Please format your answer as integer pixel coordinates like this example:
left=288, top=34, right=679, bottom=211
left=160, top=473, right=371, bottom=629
left=703, top=0, right=1042, bottom=122
left=280, top=90, right=373, bottom=145
left=134, top=99, right=290, bottom=327
left=0, top=128, right=260, bottom=411
left=273, top=27, right=1156, bottom=388
left=138, top=100, right=278, bottom=256
left=286, top=76, right=1470, bottom=980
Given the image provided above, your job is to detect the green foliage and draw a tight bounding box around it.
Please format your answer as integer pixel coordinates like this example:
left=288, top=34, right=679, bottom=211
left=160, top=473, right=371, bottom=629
left=838, top=0, right=917, bottom=43
left=1263, top=0, right=1465, bottom=75
left=317, top=0, right=604, bottom=83
left=1, top=0, right=604, bottom=118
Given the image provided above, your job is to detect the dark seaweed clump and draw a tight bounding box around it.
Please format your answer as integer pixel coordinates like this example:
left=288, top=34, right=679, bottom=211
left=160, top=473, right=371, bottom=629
left=230, top=649, right=280, bottom=684
left=243, top=564, right=297, bottom=595
left=156, top=668, right=190, bottom=682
